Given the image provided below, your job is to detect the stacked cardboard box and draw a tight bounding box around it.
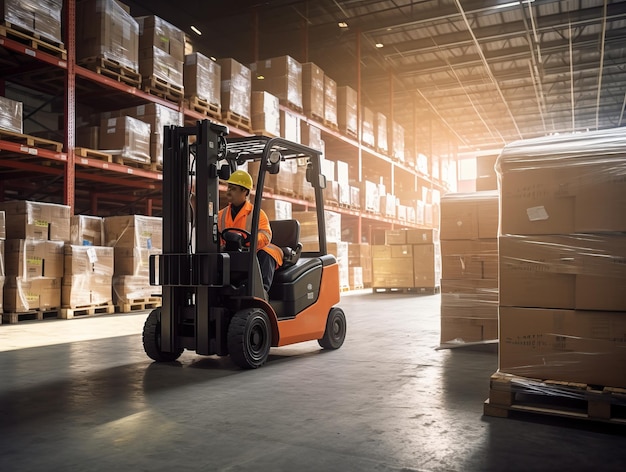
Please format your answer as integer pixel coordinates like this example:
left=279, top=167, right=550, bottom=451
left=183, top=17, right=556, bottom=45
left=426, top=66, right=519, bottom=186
left=99, top=116, right=151, bottom=165
left=390, top=121, right=405, bottom=163
left=101, top=103, right=183, bottom=166
left=252, top=55, right=303, bottom=111
left=0, top=201, right=71, bottom=312
left=439, top=191, right=499, bottom=346
left=323, top=76, right=338, bottom=128
left=137, top=15, right=185, bottom=89
left=328, top=241, right=350, bottom=290
left=183, top=52, right=221, bottom=109
left=408, top=229, right=441, bottom=289
left=104, top=215, right=162, bottom=304
left=280, top=109, right=300, bottom=143
left=302, top=62, right=324, bottom=120
left=337, top=86, right=357, bottom=137
left=218, top=58, right=251, bottom=120
left=292, top=210, right=341, bottom=253
left=1, top=0, right=63, bottom=44
left=372, top=241, right=413, bottom=289
left=376, top=112, right=388, bottom=155
left=251, top=91, right=280, bottom=137
left=348, top=243, right=372, bottom=287
left=497, top=129, right=626, bottom=388
left=300, top=122, right=323, bottom=152
left=76, top=0, right=139, bottom=72
left=361, top=106, right=375, bottom=148
left=0, top=96, right=23, bottom=134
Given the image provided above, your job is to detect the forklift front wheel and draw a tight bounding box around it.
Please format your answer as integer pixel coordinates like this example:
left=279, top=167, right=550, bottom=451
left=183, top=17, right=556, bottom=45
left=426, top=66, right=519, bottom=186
left=227, top=308, right=272, bottom=369
left=318, top=307, right=347, bottom=350
left=142, top=308, right=184, bottom=362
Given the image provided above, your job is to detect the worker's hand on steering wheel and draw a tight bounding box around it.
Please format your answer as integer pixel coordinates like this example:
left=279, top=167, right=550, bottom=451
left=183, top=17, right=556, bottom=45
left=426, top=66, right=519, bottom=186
left=221, top=227, right=252, bottom=246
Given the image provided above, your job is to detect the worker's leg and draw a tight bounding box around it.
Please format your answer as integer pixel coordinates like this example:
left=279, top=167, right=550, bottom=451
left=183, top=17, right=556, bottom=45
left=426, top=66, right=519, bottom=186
left=256, top=250, right=276, bottom=293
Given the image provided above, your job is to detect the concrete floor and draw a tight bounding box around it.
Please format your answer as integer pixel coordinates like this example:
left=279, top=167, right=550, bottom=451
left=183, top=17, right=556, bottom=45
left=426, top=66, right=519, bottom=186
left=0, top=291, right=624, bottom=472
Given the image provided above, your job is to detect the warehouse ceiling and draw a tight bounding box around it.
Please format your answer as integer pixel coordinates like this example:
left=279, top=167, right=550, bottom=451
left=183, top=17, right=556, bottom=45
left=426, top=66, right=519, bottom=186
left=126, top=0, right=626, bottom=157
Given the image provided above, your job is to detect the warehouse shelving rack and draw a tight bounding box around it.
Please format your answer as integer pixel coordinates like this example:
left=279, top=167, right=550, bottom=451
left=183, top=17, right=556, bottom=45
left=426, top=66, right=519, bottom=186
left=0, top=0, right=449, bottom=240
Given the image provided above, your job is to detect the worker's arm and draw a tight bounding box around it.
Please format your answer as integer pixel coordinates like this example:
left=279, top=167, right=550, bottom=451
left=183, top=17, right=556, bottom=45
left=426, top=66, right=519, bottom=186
left=256, top=210, right=272, bottom=250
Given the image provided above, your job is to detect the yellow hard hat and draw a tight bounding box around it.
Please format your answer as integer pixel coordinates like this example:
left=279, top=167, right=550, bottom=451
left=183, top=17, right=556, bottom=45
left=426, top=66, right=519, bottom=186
left=226, top=169, right=253, bottom=191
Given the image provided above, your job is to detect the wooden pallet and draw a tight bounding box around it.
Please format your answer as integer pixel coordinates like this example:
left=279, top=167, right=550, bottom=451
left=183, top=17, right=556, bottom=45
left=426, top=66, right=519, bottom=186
left=184, top=96, right=221, bottom=119
left=2, top=308, right=60, bottom=324
left=78, top=55, right=141, bottom=87
left=323, top=120, right=339, bottom=131
left=484, top=372, right=626, bottom=425
left=112, top=155, right=159, bottom=171
left=116, top=297, right=161, bottom=313
left=0, top=129, right=63, bottom=152
left=305, top=111, right=324, bottom=124
left=142, top=76, right=184, bottom=103
left=372, top=286, right=440, bottom=294
left=221, top=110, right=251, bottom=132
left=59, top=302, right=116, bottom=320
left=0, top=23, right=66, bottom=59
left=283, top=101, right=303, bottom=114
left=74, top=147, right=113, bottom=163
left=340, top=127, right=358, bottom=140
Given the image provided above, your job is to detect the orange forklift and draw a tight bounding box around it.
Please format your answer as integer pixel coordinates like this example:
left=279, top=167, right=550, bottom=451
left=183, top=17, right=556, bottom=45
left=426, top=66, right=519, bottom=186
left=143, top=120, right=347, bottom=368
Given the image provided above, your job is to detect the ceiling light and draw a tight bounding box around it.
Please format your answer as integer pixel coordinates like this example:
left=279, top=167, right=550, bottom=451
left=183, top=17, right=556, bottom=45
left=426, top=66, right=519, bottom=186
left=257, top=75, right=265, bottom=80
left=190, top=25, right=202, bottom=35
left=375, top=43, right=384, bottom=48
left=338, top=21, right=348, bottom=28
left=210, top=56, right=216, bottom=61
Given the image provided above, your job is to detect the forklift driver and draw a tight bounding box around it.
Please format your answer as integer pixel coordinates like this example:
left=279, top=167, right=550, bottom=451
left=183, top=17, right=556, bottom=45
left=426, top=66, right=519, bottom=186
left=218, top=170, right=283, bottom=297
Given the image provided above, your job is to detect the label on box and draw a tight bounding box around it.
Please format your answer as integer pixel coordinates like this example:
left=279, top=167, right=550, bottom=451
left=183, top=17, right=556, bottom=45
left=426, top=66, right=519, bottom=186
left=527, top=206, right=549, bottom=221
left=87, top=247, right=98, bottom=264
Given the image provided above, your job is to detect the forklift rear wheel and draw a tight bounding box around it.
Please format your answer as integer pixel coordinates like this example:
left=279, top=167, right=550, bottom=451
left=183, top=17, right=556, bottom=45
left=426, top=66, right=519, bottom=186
left=227, top=308, right=272, bottom=369
left=142, top=308, right=184, bottom=362
left=318, top=307, right=347, bottom=350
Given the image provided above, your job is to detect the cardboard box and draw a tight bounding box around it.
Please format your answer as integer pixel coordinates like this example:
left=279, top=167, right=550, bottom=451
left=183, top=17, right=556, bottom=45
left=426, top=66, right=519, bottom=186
left=499, top=233, right=626, bottom=311
left=113, top=274, right=160, bottom=304
left=385, top=229, right=407, bottom=245
left=139, top=46, right=184, bottom=88
left=103, top=215, right=162, bottom=249
left=1, top=0, right=62, bottom=44
left=441, top=278, right=499, bottom=309
left=62, top=274, right=113, bottom=307
left=390, top=121, right=404, bottom=162
left=5, top=239, right=64, bottom=278
left=250, top=91, right=280, bottom=136
left=218, top=58, right=251, bottom=120
left=440, top=239, right=498, bottom=279
left=70, top=215, right=104, bottom=246
left=323, top=75, right=337, bottom=126
left=252, top=55, right=303, bottom=110
left=261, top=200, right=292, bottom=221
left=136, top=15, right=185, bottom=61
left=184, top=52, right=221, bottom=105
left=499, top=307, right=626, bottom=388
left=440, top=314, right=498, bottom=345
left=99, top=116, right=151, bottom=164
left=76, top=0, right=139, bottom=72
left=337, top=86, right=357, bottom=136
left=4, top=276, right=61, bottom=312
left=413, top=243, right=441, bottom=287
left=406, top=229, right=439, bottom=245
left=0, top=200, right=71, bottom=242
left=440, top=191, right=499, bottom=240
left=64, top=245, right=114, bottom=276
left=376, top=112, right=388, bottom=153
left=302, top=62, right=324, bottom=119
left=113, top=246, right=160, bottom=277
left=300, top=122, right=323, bottom=151
left=0, top=95, right=23, bottom=133
left=361, top=106, right=375, bottom=148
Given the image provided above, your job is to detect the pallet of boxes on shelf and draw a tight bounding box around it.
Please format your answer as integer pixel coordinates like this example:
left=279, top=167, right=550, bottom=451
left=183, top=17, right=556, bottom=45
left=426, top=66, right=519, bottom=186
left=76, top=0, right=141, bottom=87
left=348, top=243, right=371, bottom=289
left=0, top=201, right=70, bottom=323
left=183, top=52, right=221, bottom=120
left=250, top=91, right=280, bottom=138
left=137, top=15, right=185, bottom=102
left=439, top=191, right=499, bottom=347
left=484, top=129, right=626, bottom=424
left=60, top=215, right=115, bottom=319
left=337, top=85, right=357, bottom=139
left=0, top=0, right=66, bottom=58
left=218, top=58, right=251, bottom=131
left=302, top=62, right=324, bottom=123
left=323, top=75, right=338, bottom=131
left=252, top=55, right=303, bottom=113
left=104, top=215, right=162, bottom=313
left=375, top=112, right=388, bottom=156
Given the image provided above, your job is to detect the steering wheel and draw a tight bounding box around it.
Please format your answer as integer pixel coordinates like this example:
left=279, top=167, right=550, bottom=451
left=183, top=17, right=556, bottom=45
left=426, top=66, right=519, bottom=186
left=221, top=227, right=252, bottom=247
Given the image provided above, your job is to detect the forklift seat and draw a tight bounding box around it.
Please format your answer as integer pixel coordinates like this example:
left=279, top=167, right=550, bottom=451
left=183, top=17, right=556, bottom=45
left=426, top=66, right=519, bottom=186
left=270, top=219, right=302, bottom=269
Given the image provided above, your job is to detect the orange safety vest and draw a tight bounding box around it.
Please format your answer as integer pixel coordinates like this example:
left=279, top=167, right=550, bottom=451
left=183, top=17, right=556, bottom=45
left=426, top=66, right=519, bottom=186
left=218, top=200, right=283, bottom=267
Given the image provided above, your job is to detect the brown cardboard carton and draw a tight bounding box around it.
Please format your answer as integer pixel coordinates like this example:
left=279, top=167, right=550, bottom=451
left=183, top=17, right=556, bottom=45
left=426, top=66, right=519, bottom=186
left=252, top=55, right=303, bottom=110
left=250, top=91, right=280, bottom=136
left=70, top=215, right=104, bottom=246
left=184, top=52, right=221, bottom=105
left=5, top=239, right=64, bottom=278
left=4, top=276, right=61, bottom=312
left=113, top=247, right=160, bottom=277
left=440, top=312, right=498, bottom=345
left=302, top=62, right=324, bottom=119
left=337, top=86, right=357, bottom=135
left=440, top=240, right=497, bottom=279
left=104, top=215, right=163, bottom=249
left=406, top=229, right=439, bottom=245
left=64, top=245, right=114, bottom=276
left=0, top=200, right=71, bottom=241
left=62, top=274, right=113, bottom=307
left=441, top=278, right=499, bottom=309
left=499, top=307, right=626, bottom=388
left=385, top=229, right=407, bottom=245
left=137, top=15, right=185, bottom=61
left=0, top=95, right=23, bottom=133
left=323, top=75, right=337, bottom=126
left=218, top=58, right=251, bottom=119
left=413, top=243, right=441, bottom=287
left=99, top=116, right=151, bottom=164
left=113, top=274, right=161, bottom=304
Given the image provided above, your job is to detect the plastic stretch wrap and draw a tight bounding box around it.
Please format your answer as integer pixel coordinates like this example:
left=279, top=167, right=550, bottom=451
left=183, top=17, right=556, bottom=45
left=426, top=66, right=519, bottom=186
left=376, top=112, right=388, bottom=153
left=70, top=215, right=104, bottom=246
left=324, top=76, right=338, bottom=126
left=251, top=91, right=279, bottom=136
left=338, top=86, right=357, bottom=135
left=113, top=275, right=161, bottom=304
left=252, top=56, right=303, bottom=109
left=62, top=274, right=112, bottom=307
left=1, top=0, right=62, bottom=43
left=184, top=52, right=221, bottom=105
left=64, top=245, right=114, bottom=277
left=390, top=121, right=405, bottom=162
left=4, top=276, right=60, bottom=312
left=361, top=106, right=375, bottom=148
left=302, top=63, right=324, bottom=118
left=140, top=46, right=183, bottom=88
left=0, top=200, right=71, bottom=242
left=219, top=58, right=251, bottom=119
left=77, top=0, right=139, bottom=72
left=99, top=116, right=151, bottom=164
left=495, top=128, right=626, bottom=234
left=136, top=15, right=185, bottom=61
left=103, top=215, right=162, bottom=250
left=0, top=96, right=23, bottom=134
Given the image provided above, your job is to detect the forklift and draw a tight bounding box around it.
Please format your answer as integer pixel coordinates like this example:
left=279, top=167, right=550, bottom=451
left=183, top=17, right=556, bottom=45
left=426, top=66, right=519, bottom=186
left=143, top=119, right=347, bottom=368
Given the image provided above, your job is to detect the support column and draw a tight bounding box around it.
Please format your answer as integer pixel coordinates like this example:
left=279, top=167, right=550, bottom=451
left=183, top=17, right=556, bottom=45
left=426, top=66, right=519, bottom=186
left=64, top=0, right=76, bottom=213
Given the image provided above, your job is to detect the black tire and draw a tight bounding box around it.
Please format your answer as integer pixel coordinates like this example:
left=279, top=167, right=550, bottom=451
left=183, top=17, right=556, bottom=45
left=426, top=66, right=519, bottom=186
left=227, top=308, right=272, bottom=369
left=142, top=308, right=184, bottom=362
left=318, top=307, right=347, bottom=350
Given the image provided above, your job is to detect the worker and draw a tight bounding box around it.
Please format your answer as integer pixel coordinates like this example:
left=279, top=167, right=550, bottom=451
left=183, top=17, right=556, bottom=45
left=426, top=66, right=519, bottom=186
left=218, top=169, right=283, bottom=297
